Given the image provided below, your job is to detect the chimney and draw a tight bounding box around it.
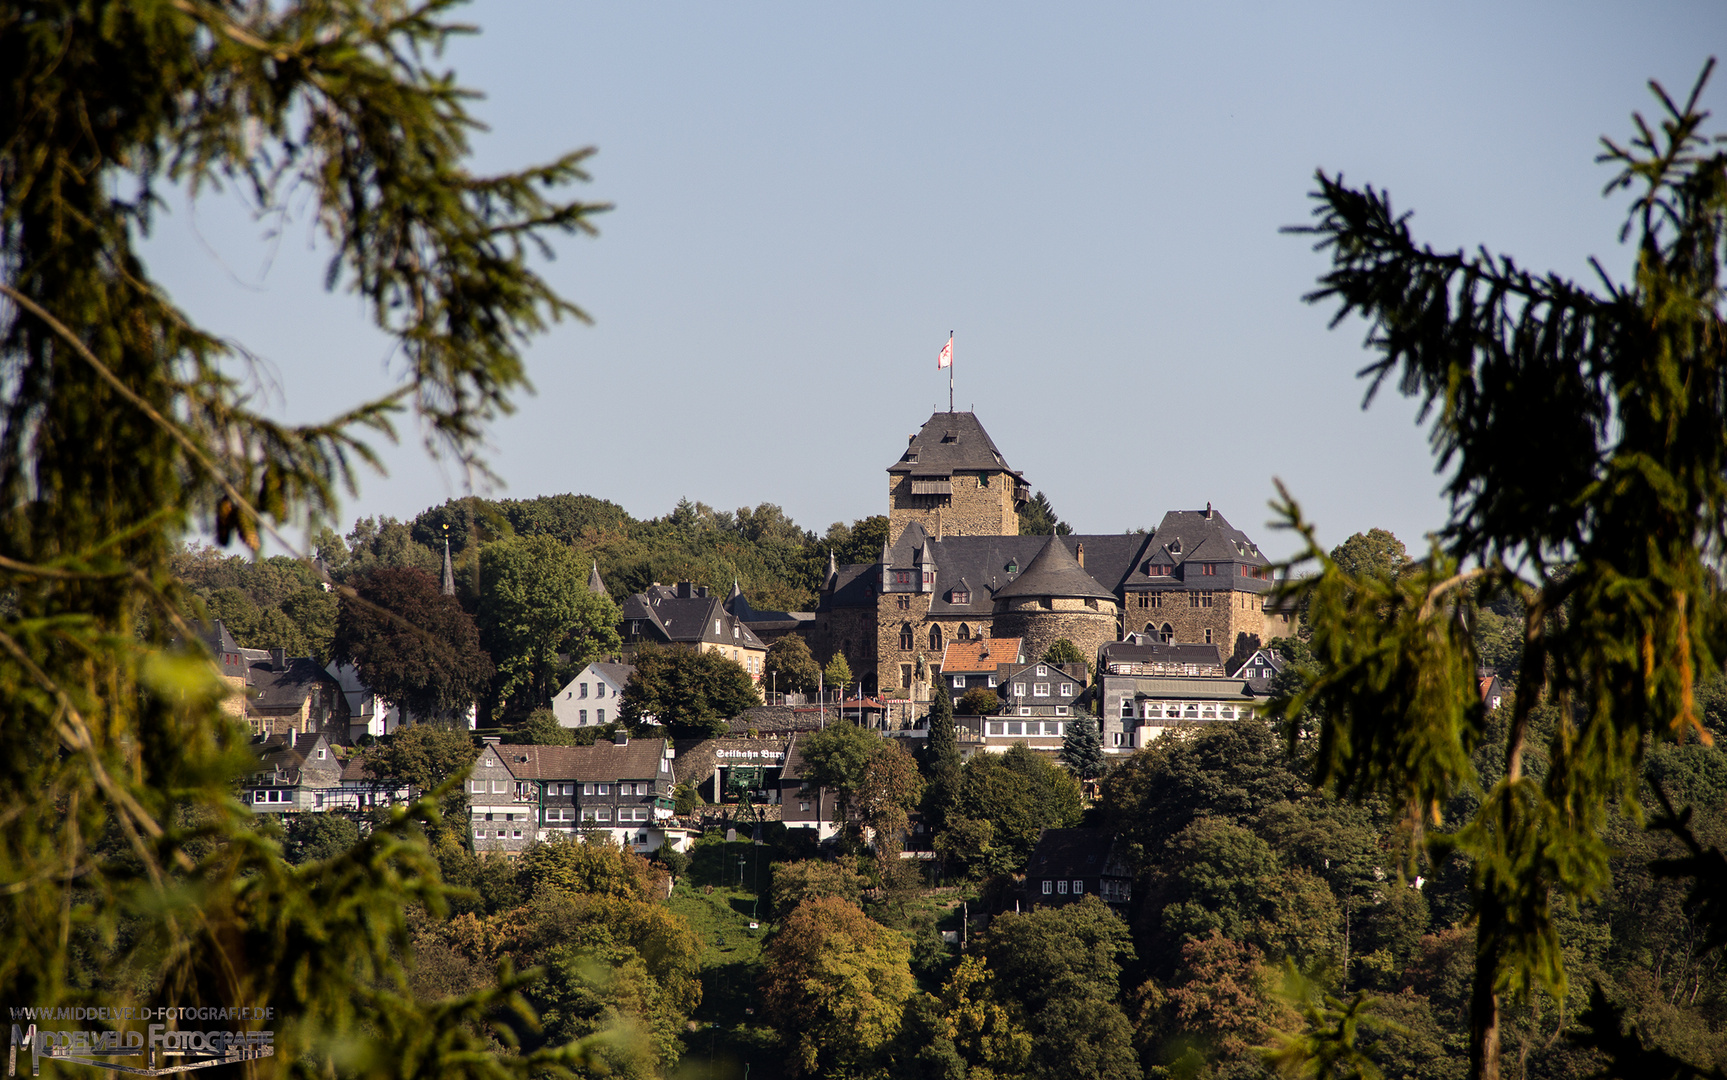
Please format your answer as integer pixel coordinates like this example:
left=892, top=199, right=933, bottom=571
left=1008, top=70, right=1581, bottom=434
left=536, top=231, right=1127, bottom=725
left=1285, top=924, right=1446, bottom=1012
left=909, top=434, right=917, bottom=445
left=270, top=647, right=286, bottom=672
left=677, top=581, right=694, bottom=599
left=698, top=585, right=709, bottom=598
left=615, top=730, right=629, bottom=747
left=1205, top=502, right=1213, bottom=519
left=1076, top=542, right=1085, bottom=568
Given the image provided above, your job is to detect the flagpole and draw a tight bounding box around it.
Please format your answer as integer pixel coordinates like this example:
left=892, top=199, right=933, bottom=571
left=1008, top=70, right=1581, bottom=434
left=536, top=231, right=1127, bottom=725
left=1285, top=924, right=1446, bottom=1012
left=948, top=331, right=954, bottom=412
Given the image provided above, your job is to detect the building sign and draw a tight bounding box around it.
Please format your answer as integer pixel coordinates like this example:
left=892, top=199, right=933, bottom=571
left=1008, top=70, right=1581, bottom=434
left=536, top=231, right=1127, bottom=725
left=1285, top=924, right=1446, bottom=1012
left=714, top=749, right=784, bottom=762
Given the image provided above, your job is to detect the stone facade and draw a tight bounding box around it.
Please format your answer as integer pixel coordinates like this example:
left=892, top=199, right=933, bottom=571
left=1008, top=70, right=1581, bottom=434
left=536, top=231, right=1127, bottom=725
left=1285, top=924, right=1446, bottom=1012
left=887, top=470, right=1020, bottom=546
left=1123, top=587, right=1266, bottom=654
left=992, top=599, right=1119, bottom=669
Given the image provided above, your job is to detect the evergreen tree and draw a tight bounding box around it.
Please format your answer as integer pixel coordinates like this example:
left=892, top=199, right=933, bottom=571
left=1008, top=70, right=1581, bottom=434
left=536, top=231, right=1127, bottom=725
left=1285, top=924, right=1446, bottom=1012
left=1060, top=710, right=1105, bottom=781
left=1018, top=490, right=1073, bottom=536
left=1275, top=67, right=1727, bottom=1080
left=921, top=683, right=963, bottom=835
left=0, top=3, right=609, bottom=1072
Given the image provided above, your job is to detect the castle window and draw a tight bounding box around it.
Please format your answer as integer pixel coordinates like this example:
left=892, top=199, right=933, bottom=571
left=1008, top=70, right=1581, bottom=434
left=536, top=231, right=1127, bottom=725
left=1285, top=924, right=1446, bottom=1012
left=929, top=625, right=944, bottom=652
left=1204, top=629, right=1214, bottom=644
left=958, top=623, right=971, bottom=640
left=900, top=623, right=914, bottom=650
left=951, top=590, right=970, bottom=605
left=1160, top=623, right=1174, bottom=643
left=897, top=595, right=911, bottom=610
left=1006, top=560, right=1018, bottom=574
left=901, top=664, right=913, bottom=689
left=1201, top=563, right=1218, bottom=576
left=894, top=571, right=911, bottom=585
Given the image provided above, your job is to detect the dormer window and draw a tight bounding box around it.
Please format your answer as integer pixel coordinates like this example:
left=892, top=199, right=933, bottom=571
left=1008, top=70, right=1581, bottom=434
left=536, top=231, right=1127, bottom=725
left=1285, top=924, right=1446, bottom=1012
left=1006, top=560, right=1019, bottom=574
left=1168, top=539, right=1182, bottom=555
left=950, top=589, right=970, bottom=605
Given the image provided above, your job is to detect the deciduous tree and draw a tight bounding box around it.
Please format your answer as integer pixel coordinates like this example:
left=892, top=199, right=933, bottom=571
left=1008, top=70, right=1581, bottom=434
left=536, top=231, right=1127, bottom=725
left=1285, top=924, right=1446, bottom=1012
left=764, top=634, right=821, bottom=694
left=333, top=566, right=493, bottom=721
left=761, top=896, right=916, bottom=1077
left=479, top=534, right=622, bottom=715
left=619, top=642, right=759, bottom=738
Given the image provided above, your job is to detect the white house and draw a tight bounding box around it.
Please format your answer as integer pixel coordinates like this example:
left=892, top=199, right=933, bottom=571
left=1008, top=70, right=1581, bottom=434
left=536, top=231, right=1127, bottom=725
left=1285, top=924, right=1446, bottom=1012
left=325, top=660, right=478, bottom=739
left=553, top=661, right=634, bottom=728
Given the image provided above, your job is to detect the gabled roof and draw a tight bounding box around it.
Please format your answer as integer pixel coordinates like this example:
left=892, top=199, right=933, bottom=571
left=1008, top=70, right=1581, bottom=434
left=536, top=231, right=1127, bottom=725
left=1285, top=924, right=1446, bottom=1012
left=887, top=411, right=1019, bottom=477
left=1024, top=828, right=1130, bottom=880
left=589, top=661, right=635, bottom=687
left=993, top=536, right=1117, bottom=602
left=621, top=590, right=768, bottom=650
left=940, top=638, right=1025, bottom=674
left=491, top=738, right=670, bottom=782
left=248, top=657, right=346, bottom=713
left=1101, top=640, right=1227, bottom=668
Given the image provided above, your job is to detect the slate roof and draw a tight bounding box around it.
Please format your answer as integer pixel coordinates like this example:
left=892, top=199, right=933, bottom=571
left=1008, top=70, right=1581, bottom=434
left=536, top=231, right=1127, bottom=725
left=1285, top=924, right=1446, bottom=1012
left=994, top=536, right=1119, bottom=602
left=588, top=561, right=609, bottom=598
left=1120, top=508, right=1273, bottom=594
left=1101, top=640, right=1227, bottom=668
left=248, top=657, right=347, bottom=714
left=490, top=739, right=670, bottom=782
left=620, top=589, right=769, bottom=650
left=887, top=411, right=1020, bottom=477
left=589, top=661, right=636, bottom=687
left=1024, top=828, right=1131, bottom=881
left=939, top=638, right=1025, bottom=674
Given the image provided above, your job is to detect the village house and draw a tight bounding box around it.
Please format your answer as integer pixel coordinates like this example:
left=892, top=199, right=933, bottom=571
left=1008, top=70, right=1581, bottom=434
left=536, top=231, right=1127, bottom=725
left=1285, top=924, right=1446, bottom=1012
left=1023, top=828, right=1134, bottom=910
left=618, top=581, right=770, bottom=681
left=552, top=660, right=634, bottom=728
left=1097, top=639, right=1259, bottom=752
left=246, top=732, right=343, bottom=813
left=468, top=735, right=686, bottom=856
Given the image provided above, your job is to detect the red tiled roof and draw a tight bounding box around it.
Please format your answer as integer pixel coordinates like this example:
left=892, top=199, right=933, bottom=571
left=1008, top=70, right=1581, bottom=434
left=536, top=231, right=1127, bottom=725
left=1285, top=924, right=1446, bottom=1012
left=940, top=638, right=1023, bottom=674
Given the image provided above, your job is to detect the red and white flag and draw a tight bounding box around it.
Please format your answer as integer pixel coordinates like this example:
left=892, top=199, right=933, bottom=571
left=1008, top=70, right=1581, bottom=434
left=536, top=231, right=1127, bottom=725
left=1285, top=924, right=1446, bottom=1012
left=937, top=335, right=953, bottom=369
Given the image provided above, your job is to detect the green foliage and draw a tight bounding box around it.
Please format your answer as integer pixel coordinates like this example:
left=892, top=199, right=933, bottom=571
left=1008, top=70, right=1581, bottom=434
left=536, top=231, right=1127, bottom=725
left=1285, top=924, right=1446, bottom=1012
left=920, top=687, right=963, bottom=835
left=760, top=896, right=916, bottom=1077
left=956, top=744, right=1083, bottom=872
left=1061, top=710, right=1106, bottom=780
left=282, top=812, right=361, bottom=865
left=978, top=896, right=1142, bottom=1080
left=824, top=651, right=855, bottom=690
left=478, top=535, right=622, bottom=717
left=362, top=725, right=479, bottom=845
left=333, top=565, right=493, bottom=720
left=516, top=834, right=666, bottom=900
left=1019, top=490, right=1073, bottom=536
left=958, top=687, right=1001, bottom=715
left=1278, top=67, right=1727, bottom=1078
left=506, top=707, right=582, bottom=746
left=1328, top=529, right=1409, bottom=580
left=619, top=642, right=759, bottom=738
left=799, top=723, right=924, bottom=845
left=764, top=633, right=821, bottom=694
left=770, top=859, right=868, bottom=921
left=1043, top=637, right=1093, bottom=675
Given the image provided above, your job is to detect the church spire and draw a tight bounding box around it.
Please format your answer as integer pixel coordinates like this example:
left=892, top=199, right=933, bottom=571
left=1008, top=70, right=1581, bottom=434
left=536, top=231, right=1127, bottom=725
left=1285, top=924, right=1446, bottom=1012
left=441, top=537, right=455, bottom=597
left=587, top=560, right=609, bottom=599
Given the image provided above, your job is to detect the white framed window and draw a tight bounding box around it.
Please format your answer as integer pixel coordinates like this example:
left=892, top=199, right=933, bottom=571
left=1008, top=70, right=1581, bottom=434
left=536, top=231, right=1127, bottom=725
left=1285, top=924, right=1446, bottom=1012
left=987, top=722, right=1003, bottom=735
left=1033, top=682, right=1050, bottom=697
left=595, top=808, right=612, bottom=822
left=1056, top=706, right=1069, bottom=716
left=513, top=829, right=523, bottom=839
left=1036, top=664, right=1047, bottom=677
left=563, top=782, right=576, bottom=795
left=1072, top=880, right=1083, bottom=893
left=799, top=801, right=811, bottom=812
left=582, top=783, right=594, bottom=796
left=491, top=780, right=507, bottom=793
left=597, top=784, right=610, bottom=795
left=471, top=780, right=485, bottom=793
left=952, top=676, right=966, bottom=688
left=1042, top=881, right=1053, bottom=895
left=495, top=830, right=506, bottom=839
left=987, top=675, right=997, bottom=687
left=474, top=827, right=484, bottom=838
left=1121, top=698, right=1133, bottom=718
left=1013, top=683, right=1026, bottom=696
left=1057, top=880, right=1069, bottom=894
left=316, top=747, right=326, bottom=760
left=1018, top=708, right=1032, bottom=717
left=579, top=709, right=587, bottom=724
left=1059, top=683, right=1074, bottom=696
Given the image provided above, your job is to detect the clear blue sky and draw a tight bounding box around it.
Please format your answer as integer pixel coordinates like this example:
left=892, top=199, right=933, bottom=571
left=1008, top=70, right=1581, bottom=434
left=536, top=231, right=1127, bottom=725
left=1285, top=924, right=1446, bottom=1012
left=143, top=2, right=1725, bottom=562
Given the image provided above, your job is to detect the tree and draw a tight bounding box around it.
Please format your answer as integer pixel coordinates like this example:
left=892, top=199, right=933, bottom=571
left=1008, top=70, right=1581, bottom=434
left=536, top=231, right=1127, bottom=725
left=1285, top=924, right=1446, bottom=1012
left=1328, top=529, right=1409, bottom=579
left=1061, top=711, right=1105, bottom=781
left=958, top=687, right=1001, bottom=715
left=1275, top=69, right=1727, bottom=1080
left=0, top=1, right=606, bottom=1073
left=1019, top=490, right=1073, bottom=536
left=824, top=650, right=854, bottom=690
left=854, top=738, right=925, bottom=854
left=507, top=707, right=582, bottom=746
left=770, top=859, right=868, bottom=921
left=978, top=896, right=1142, bottom=1080
left=362, top=724, right=479, bottom=846
left=921, top=686, right=963, bottom=834
left=1042, top=637, right=1092, bottom=674
left=764, top=634, right=821, bottom=694
left=619, top=642, right=759, bottom=738
left=797, top=721, right=921, bottom=837
left=761, top=896, right=916, bottom=1077
left=282, top=813, right=361, bottom=866
left=957, top=744, right=1084, bottom=870
left=333, top=566, right=494, bottom=721
left=516, top=834, right=666, bottom=901
left=479, top=534, right=622, bottom=715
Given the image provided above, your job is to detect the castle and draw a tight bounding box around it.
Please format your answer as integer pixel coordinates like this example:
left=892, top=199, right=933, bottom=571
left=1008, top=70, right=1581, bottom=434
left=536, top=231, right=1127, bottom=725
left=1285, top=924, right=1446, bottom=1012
left=796, top=410, right=1291, bottom=702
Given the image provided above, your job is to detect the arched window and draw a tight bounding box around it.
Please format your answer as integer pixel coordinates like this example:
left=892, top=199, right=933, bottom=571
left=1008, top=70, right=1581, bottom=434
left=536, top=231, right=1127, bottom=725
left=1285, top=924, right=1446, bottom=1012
left=958, top=623, right=972, bottom=641
left=1160, top=623, right=1175, bottom=643
left=929, top=624, right=944, bottom=652
left=1145, top=623, right=1157, bottom=634
left=899, top=623, right=914, bottom=651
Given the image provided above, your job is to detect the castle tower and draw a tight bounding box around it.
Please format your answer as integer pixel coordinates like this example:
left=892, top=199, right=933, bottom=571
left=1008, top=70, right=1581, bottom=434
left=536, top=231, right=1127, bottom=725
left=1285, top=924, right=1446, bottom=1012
left=990, top=536, right=1120, bottom=667
left=886, top=412, right=1028, bottom=545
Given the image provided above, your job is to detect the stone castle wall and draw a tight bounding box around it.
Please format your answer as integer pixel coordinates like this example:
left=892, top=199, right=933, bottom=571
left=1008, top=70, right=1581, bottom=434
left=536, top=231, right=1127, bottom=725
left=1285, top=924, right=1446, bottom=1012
left=887, top=471, right=1018, bottom=545
left=1122, top=589, right=1266, bottom=652
left=992, top=600, right=1119, bottom=670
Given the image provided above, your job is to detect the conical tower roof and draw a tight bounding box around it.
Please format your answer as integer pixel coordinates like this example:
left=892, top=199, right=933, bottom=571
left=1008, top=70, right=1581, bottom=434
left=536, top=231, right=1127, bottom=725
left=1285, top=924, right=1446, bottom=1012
left=441, top=539, right=456, bottom=596
left=588, top=560, right=609, bottom=598
left=992, top=536, right=1115, bottom=602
